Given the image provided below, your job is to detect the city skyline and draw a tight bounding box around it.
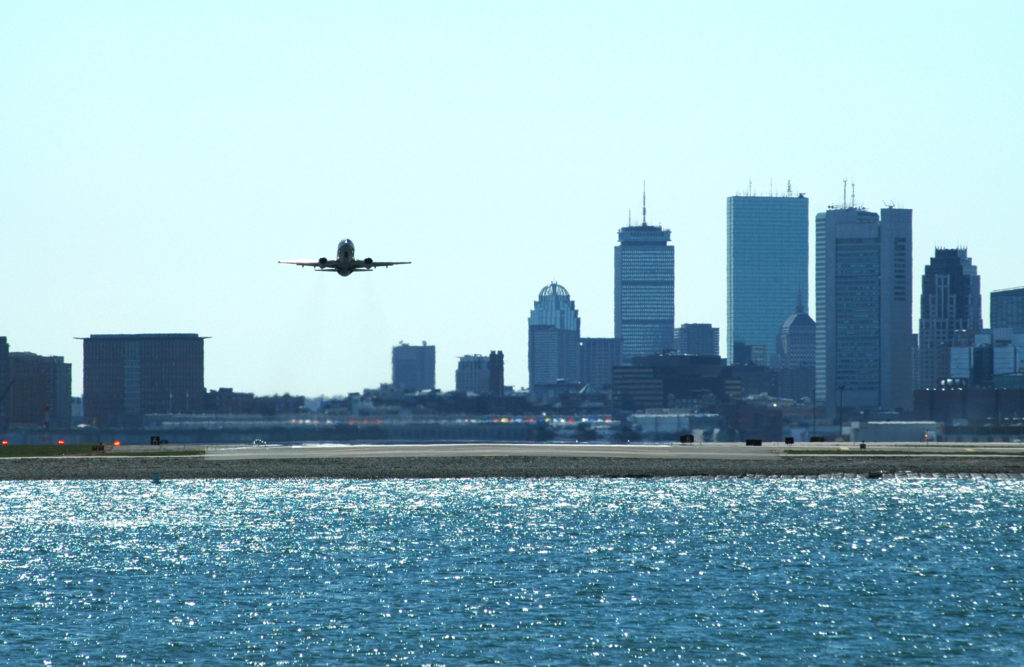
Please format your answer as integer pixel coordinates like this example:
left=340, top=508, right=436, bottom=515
left=3, top=3, right=1023, bottom=397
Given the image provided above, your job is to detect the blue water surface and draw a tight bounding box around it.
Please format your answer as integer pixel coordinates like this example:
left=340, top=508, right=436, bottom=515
left=1, top=476, right=1022, bottom=664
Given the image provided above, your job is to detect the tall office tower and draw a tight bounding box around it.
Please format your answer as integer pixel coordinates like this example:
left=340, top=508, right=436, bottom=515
left=726, top=192, right=809, bottom=365
left=615, top=192, right=674, bottom=364
left=580, top=337, right=621, bottom=391
left=83, top=333, right=205, bottom=428
left=528, top=282, right=581, bottom=394
left=815, top=206, right=913, bottom=419
left=392, top=341, right=436, bottom=392
left=0, top=337, right=8, bottom=432
left=991, top=287, right=1024, bottom=331
left=8, top=352, right=72, bottom=429
left=455, top=351, right=503, bottom=395
left=918, top=248, right=983, bottom=389
left=674, top=323, right=720, bottom=357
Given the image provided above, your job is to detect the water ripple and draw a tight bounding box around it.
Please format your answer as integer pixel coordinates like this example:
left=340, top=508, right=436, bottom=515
left=0, top=477, right=1022, bottom=664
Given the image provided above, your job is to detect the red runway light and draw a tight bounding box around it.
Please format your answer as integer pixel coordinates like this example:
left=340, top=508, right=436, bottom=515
left=113, top=440, right=121, bottom=446
left=1, top=440, right=8, bottom=446
left=58, top=440, right=65, bottom=445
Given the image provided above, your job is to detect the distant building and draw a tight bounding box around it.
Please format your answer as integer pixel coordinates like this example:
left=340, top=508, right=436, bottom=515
left=915, top=386, right=1024, bottom=424
left=456, top=355, right=488, bottom=394
left=528, top=283, right=580, bottom=396
left=991, top=287, right=1024, bottom=332
left=0, top=337, right=8, bottom=432
left=392, top=341, right=436, bottom=392
left=204, top=387, right=258, bottom=414
left=726, top=191, right=809, bottom=365
left=674, top=323, right=720, bottom=357
left=948, top=328, right=1024, bottom=387
left=918, top=248, right=983, bottom=389
left=83, top=333, right=205, bottom=428
left=456, top=351, right=504, bottom=396
left=487, top=351, right=504, bottom=396
left=580, top=337, right=620, bottom=391
left=774, top=300, right=816, bottom=400
left=815, top=206, right=913, bottom=418
left=8, top=352, right=72, bottom=429
left=612, top=354, right=724, bottom=411
left=615, top=190, right=674, bottom=363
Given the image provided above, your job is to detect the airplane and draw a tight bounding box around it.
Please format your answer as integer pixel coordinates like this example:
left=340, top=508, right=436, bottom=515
left=279, top=239, right=410, bottom=276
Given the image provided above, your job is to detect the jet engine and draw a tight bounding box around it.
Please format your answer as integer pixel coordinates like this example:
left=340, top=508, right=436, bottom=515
left=364, top=258, right=373, bottom=267
left=318, top=257, right=328, bottom=266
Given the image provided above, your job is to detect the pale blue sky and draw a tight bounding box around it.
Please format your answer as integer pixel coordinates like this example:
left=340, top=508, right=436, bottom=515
left=2, top=2, right=1022, bottom=397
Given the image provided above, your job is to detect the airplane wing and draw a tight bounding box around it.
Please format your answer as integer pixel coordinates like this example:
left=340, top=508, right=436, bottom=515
left=366, top=261, right=411, bottom=268
left=278, top=260, right=340, bottom=270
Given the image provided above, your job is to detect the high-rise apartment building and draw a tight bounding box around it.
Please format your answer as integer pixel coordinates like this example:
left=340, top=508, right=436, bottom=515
left=455, top=351, right=504, bottom=395
left=615, top=193, right=674, bottom=364
left=486, top=351, right=504, bottom=396
left=815, top=206, right=913, bottom=418
left=674, top=323, right=720, bottom=357
left=918, top=248, right=983, bottom=389
left=727, top=192, right=809, bottom=365
left=8, top=352, right=72, bottom=429
left=528, top=282, right=580, bottom=394
left=83, top=334, right=205, bottom=428
left=991, top=287, right=1024, bottom=332
left=392, top=342, right=436, bottom=392
left=456, top=355, right=489, bottom=395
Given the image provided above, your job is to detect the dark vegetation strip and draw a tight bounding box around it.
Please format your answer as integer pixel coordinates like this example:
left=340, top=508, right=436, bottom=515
left=0, top=444, right=202, bottom=458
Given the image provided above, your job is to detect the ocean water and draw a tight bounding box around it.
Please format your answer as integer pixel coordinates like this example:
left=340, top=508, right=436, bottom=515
left=1, top=477, right=1022, bottom=665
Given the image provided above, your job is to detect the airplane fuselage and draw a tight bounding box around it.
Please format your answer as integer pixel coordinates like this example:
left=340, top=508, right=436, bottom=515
left=318, top=239, right=369, bottom=276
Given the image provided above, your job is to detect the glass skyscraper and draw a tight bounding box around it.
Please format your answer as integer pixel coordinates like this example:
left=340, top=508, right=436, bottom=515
left=615, top=203, right=674, bottom=364
left=918, top=248, right=982, bottom=389
left=815, top=206, right=913, bottom=419
left=528, top=282, right=581, bottom=393
left=726, top=193, right=809, bottom=365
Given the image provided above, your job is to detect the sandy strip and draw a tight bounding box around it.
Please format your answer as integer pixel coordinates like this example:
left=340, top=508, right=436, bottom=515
left=1, top=443, right=1024, bottom=479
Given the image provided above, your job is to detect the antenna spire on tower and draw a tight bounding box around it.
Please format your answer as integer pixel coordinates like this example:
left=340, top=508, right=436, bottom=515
left=642, top=181, right=647, bottom=225
left=843, top=179, right=848, bottom=208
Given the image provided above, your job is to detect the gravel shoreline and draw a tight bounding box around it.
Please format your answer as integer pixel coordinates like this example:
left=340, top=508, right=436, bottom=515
left=3, top=453, right=1024, bottom=480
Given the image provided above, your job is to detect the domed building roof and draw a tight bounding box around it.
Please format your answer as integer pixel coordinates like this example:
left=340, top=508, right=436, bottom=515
left=538, top=282, right=570, bottom=299
left=529, top=282, right=580, bottom=331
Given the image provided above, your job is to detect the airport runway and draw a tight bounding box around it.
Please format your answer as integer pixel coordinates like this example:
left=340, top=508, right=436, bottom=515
left=2, top=442, right=1024, bottom=480
left=204, top=441, right=1024, bottom=460
left=204, top=442, right=785, bottom=460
